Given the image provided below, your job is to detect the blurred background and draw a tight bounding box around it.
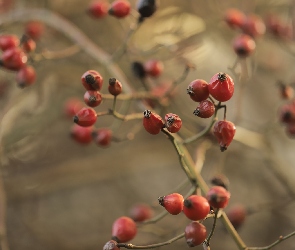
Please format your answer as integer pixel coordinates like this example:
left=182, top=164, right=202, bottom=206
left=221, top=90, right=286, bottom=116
left=0, top=0, right=295, bottom=249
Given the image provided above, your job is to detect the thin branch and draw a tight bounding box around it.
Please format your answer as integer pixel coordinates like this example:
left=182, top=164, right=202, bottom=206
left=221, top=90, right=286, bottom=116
left=204, top=209, right=220, bottom=247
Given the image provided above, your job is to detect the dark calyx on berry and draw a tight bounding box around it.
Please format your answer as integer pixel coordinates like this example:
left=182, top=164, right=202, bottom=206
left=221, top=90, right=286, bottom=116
left=85, top=74, right=96, bottom=85
left=166, top=116, right=174, bottom=126
left=193, top=108, right=200, bottom=116
left=184, top=199, right=193, bottom=208
left=132, top=61, right=146, bottom=78
left=158, top=196, right=164, bottom=206
left=89, top=96, right=97, bottom=103
left=218, top=73, right=227, bottom=81
left=220, top=145, right=227, bottom=152
left=186, top=86, right=194, bottom=95
left=73, top=116, right=79, bottom=123
left=109, top=77, right=117, bottom=85
left=143, top=109, right=151, bottom=118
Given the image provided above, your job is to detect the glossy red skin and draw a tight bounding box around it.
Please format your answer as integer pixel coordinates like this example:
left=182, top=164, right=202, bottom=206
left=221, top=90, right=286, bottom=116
left=112, top=216, right=137, bottom=243
left=242, top=14, right=266, bottom=37
left=88, top=1, right=109, bottom=18
left=21, top=38, right=36, bottom=53
left=187, top=79, right=209, bottom=102
left=144, top=60, right=164, bottom=77
left=233, top=34, right=256, bottom=57
left=0, top=35, right=20, bottom=51
left=164, top=113, right=182, bottom=133
left=225, top=8, right=246, bottom=29
left=227, top=204, right=246, bottom=229
left=208, top=73, right=234, bottom=102
left=108, top=79, right=122, bottom=96
left=70, top=124, right=93, bottom=144
left=1, top=47, right=27, bottom=71
left=109, top=0, right=131, bottom=18
left=158, top=193, right=184, bottom=215
left=194, top=100, right=215, bottom=118
left=74, top=107, right=97, bottom=127
left=206, top=186, right=230, bottom=209
left=183, top=195, right=210, bottom=221
left=143, top=110, right=164, bottom=135
left=81, top=70, right=103, bottom=91
left=25, top=21, right=44, bottom=40
left=103, top=240, right=120, bottom=250
left=64, top=98, right=84, bottom=118
left=129, top=203, right=153, bottom=222
left=16, top=65, right=36, bottom=88
left=213, top=120, right=236, bottom=151
left=84, top=90, right=102, bottom=107
left=94, top=128, right=112, bottom=146
left=185, top=221, right=207, bottom=247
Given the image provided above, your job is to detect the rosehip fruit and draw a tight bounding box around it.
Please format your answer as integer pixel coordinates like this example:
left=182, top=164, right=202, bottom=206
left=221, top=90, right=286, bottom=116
left=108, top=78, right=122, bottom=96
left=158, top=193, right=184, bottom=215
left=20, top=35, right=36, bottom=53
left=225, top=8, right=246, bottom=29
left=164, top=113, right=182, bottom=133
left=187, top=79, right=209, bottom=102
left=25, top=21, right=44, bottom=40
left=64, top=98, right=84, bottom=118
left=185, top=221, right=207, bottom=247
left=103, top=240, right=120, bottom=250
left=144, top=59, right=164, bottom=78
left=213, top=120, right=236, bottom=152
left=208, top=73, right=234, bottom=102
left=87, top=1, right=109, bottom=18
left=227, top=204, right=247, bottom=229
left=137, top=0, right=157, bottom=19
left=1, top=47, right=27, bottom=71
left=206, top=186, right=230, bottom=209
left=183, top=195, right=210, bottom=221
left=81, top=70, right=103, bottom=91
left=210, top=174, right=229, bottom=190
left=93, top=128, right=112, bottom=147
left=70, top=124, right=93, bottom=144
left=0, top=35, right=19, bottom=51
left=73, top=107, right=97, bottom=127
left=143, top=110, right=164, bottom=135
left=193, top=100, right=215, bottom=118
left=242, top=14, right=266, bottom=37
left=108, top=0, right=131, bottom=18
left=129, top=203, right=153, bottom=222
left=233, top=34, right=256, bottom=57
left=16, top=65, right=36, bottom=88
left=84, top=90, right=102, bottom=107
left=112, top=216, right=137, bottom=243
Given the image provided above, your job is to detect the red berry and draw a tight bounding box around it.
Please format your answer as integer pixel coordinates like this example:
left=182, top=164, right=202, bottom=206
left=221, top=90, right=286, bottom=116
left=158, top=193, right=184, bottom=215
left=278, top=103, right=295, bottom=124
left=206, top=186, right=230, bottom=209
left=70, top=124, right=93, bottom=144
left=81, top=70, right=103, bottom=91
left=183, top=195, right=210, bottom=221
left=185, top=221, right=207, bottom=247
left=25, top=21, right=44, bottom=40
left=227, top=204, right=247, bottom=229
left=233, top=34, right=256, bottom=57
left=64, top=98, right=84, bottom=118
left=21, top=35, right=36, bottom=53
left=208, top=72, right=234, bottom=102
left=129, top=203, right=153, bottom=222
left=112, top=216, right=137, bottom=243
left=242, top=14, right=266, bottom=37
left=0, top=35, right=19, bottom=51
left=16, top=65, right=36, bottom=88
left=164, top=113, right=182, bottom=133
left=187, top=79, right=209, bottom=102
left=88, top=1, right=109, bottom=18
left=93, top=128, right=112, bottom=147
left=1, top=47, right=27, bottom=71
left=213, top=120, right=236, bottom=152
left=84, top=90, right=102, bottom=107
left=73, top=107, right=97, bottom=127
left=225, top=8, right=246, bottom=29
left=265, top=14, right=292, bottom=39
left=103, top=240, right=120, bottom=250
left=108, top=78, right=122, bottom=96
left=108, top=0, right=131, bottom=18
left=193, top=100, right=215, bottom=118
left=143, top=110, right=164, bottom=135
left=144, top=59, right=164, bottom=78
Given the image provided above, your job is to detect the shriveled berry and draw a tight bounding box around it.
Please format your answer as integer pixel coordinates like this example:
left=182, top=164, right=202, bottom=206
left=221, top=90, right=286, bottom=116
left=87, top=1, right=109, bottom=18
left=64, top=98, right=84, bottom=118
left=183, top=195, right=210, bottom=221
left=112, top=216, right=137, bottom=243
left=20, top=35, right=36, bottom=53
left=70, top=124, right=93, bottom=144
left=84, top=90, right=102, bottom=107
left=164, top=113, right=182, bottom=133
left=93, top=128, right=112, bottom=147
left=81, top=70, right=103, bottom=91
left=187, top=79, right=209, bottom=102
left=233, top=34, right=256, bottom=57
left=208, top=73, right=234, bottom=102
left=1, top=47, right=27, bottom=71
left=225, top=8, right=246, bottom=29
left=242, top=14, right=266, bottom=37
left=0, top=35, right=19, bottom=51
left=193, top=100, right=215, bottom=118
left=185, top=221, right=207, bottom=247
left=213, top=120, right=236, bottom=152
left=227, top=204, right=247, bottom=229
left=25, top=21, right=44, bottom=40
left=144, top=59, right=163, bottom=78
left=129, top=203, right=153, bottom=222
left=16, top=65, right=36, bottom=88
left=108, top=0, right=131, bottom=18
left=158, top=193, right=184, bottom=215
left=108, top=78, right=122, bottom=96
left=137, top=0, right=157, bottom=19
left=73, top=107, right=97, bottom=127
left=103, top=240, right=120, bottom=250
left=143, top=110, right=164, bottom=135
left=206, top=186, right=230, bottom=209
left=132, top=61, right=146, bottom=79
